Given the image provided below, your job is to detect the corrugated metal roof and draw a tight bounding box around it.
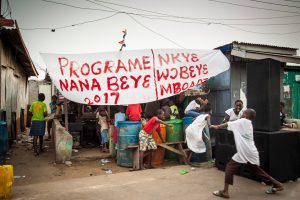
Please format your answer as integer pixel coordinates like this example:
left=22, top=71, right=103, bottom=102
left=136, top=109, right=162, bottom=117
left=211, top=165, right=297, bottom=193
left=232, top=41, right=298, bottom=50
left=214, top=43, right=232, bottom=53
left=215, top=41, right=299, bottom=52
left=1, top=23, right=38, bottom=77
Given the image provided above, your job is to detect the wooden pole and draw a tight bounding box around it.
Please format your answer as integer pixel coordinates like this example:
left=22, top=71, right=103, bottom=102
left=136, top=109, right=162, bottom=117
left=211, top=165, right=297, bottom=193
left=0, top=1, right=14, bottom=27
left=64, top=98, right=68, bottom=131
left=0, top=18, right=14, bottom=27
left=107, top=105, right=111, bottom=119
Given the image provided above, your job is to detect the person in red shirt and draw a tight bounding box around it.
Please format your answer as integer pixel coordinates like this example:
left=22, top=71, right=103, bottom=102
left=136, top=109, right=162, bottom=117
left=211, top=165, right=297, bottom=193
left=139, top=109, right=173, bottom=170
left=126, top=104, right=142, bottom=121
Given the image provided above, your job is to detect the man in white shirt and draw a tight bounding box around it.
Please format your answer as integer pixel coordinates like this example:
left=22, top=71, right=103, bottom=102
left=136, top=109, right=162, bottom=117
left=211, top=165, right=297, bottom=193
left=211, top=109, right=283, bottom=198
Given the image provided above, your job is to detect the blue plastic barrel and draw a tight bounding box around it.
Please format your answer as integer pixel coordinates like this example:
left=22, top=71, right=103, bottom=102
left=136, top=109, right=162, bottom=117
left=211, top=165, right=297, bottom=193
left=0, top=121, right=8, bottom=162
left=182, top=117, right=193, bottom=140
left=117, top=121, right=141, bottom=167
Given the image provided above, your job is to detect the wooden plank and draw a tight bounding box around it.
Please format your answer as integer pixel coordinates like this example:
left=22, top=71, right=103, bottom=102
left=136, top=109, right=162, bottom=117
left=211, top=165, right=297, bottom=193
left=0, top=19, right=14, bottom=27
left=157, top=143, right=184, bottom=156
left=177, top=143, right=188, bottom=158
left=132, top=148, right=140, bottom=170
left=127, top=143, right=184, bottom=149
left=177, top=143, right=188, bottom=164
left=127, top=145, right=139, bottom=149
left=165, top=141, right=185, bottom=145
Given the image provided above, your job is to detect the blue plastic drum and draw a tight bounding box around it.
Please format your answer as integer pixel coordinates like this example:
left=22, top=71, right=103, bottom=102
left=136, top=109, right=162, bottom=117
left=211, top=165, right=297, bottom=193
left=117, top=121, right=141, bottom=167
left=0, top=121, right=8, bottom=162
left=182, top=117, right=193, bottom=140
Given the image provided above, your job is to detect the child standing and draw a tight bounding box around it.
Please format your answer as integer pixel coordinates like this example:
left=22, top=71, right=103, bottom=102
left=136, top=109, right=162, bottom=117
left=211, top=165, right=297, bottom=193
left=139, top=109, right=173, bottom=170
left=29, top=93, right=48, bottom=156
left=96, top=107, right=110, bottom=152
left=113, top=106, right=126, bottom=144
left=211, top=109, right=283, bottom=198
left=186, top=104, right=212, bottom=163
left=161, top=99, right=172, bottom=121
left=224, top=100, right=245, bottom=122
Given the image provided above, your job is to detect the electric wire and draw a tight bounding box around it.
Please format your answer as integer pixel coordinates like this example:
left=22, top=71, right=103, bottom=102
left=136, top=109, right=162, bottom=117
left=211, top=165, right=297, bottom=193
left=208, top=0, right=300, bottom=14
left=88, top=0, right=186, bottom=48
left=245, top=0, right=300, bottom=9
left=20, top=13, right=119, bottom=30
left=128, top=14, right=185, bottom=48
left=17, top=0, right=300, bottom=35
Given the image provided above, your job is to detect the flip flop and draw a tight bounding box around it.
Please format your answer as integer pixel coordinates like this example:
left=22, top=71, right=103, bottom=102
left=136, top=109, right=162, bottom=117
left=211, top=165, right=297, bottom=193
left=265, top=187, right=284, bottom=194
left=213, top=190, right=230, bottom=198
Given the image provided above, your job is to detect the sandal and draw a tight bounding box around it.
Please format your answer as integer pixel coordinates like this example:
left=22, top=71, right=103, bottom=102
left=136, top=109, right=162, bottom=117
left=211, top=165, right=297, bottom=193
left=213, top=190, right=230, bottom=198
left=265, top=187, right=284, bottom=194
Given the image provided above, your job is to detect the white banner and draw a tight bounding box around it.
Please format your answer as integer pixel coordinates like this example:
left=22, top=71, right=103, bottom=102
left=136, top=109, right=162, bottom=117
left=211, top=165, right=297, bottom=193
left=41, top=49, right=229, bottom=105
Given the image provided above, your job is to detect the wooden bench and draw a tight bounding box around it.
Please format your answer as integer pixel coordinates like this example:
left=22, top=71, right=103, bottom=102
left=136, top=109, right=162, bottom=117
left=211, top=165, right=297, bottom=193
left=126, top=141, right=188, bottom=170
left=126, top=145, right=141, bottom=170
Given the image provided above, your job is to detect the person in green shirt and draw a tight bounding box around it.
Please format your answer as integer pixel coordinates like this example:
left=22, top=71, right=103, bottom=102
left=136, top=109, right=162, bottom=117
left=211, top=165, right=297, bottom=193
left=29, top=93, right=48, bottom=156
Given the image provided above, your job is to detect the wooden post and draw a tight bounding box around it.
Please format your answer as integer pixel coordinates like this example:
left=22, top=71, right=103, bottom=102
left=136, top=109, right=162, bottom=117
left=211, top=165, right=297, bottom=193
left=64, top=98, right=68, bottom=131
left=0, top=19, right=14, bottom=27
left=107, top=106, right=111, bottom=119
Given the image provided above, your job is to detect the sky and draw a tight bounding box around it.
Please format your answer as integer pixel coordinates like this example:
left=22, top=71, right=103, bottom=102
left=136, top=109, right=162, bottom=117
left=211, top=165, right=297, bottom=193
left=3, top=0, right=300, bottom=79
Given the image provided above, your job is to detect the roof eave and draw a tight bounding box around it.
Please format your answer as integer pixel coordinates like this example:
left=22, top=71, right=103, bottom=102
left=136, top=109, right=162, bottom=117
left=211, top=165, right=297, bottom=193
left=15, top=21, right=39, bottom=77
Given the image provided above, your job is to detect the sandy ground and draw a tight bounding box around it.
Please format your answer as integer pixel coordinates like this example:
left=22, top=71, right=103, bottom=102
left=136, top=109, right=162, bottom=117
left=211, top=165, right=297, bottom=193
left=6, top=129, right=178, bottom=187
left=4, top=129, right=300, bottom=200
left=12, top=166, right=300, bottom=200
left=6, top=141, right=129, bottom=186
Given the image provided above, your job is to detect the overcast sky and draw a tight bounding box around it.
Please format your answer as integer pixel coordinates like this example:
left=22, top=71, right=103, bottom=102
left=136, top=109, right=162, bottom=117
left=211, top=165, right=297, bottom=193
left=3, top=0, right=300, bottom=79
